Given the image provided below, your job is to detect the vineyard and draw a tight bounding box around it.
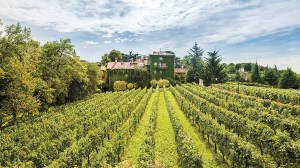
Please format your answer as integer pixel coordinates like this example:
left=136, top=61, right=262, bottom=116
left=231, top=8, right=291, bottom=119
left=0, top=84, right=300, bottom=168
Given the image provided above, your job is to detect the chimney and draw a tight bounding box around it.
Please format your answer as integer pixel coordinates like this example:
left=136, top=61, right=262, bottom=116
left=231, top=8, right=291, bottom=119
left=115, top=57, right=118, bottom=62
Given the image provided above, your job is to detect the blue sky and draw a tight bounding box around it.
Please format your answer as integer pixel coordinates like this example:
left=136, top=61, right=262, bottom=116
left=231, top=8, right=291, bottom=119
left=1, top=0, right=300, bottom=72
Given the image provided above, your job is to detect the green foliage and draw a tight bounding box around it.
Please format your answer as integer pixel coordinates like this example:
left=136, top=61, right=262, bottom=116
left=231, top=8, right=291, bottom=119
left=278, top=68, right=299, bottom=89
left=130, top=68, right=150, bottom=88
left=114, top=81, right=127, bottom=91
left=164, top=87, right=203, bottom=168
left=100, top=53, right=110, bottom=65
left=214, top=83, right=300, bottom=105
left=226, top=63, right=236, bottom=74
left=108, top=49, right=122, bottom=62
left=0, top=23, right=41, bottom=124
left=204, top=51, right=227, bottom=85
left=149, top=54, right=175, bottom=80
left=138, top=87, right=159, bottom=167
left=127, top=83, right=134, bottom=90
left=150, top=79, right=170, bottom=88
left=251, top=61, right=261, bottom=83
left=158, top=79, right=170, bottom=88
left=186, top=42, right=205, bottom=83
left=109, top=68, right=149, bottom=90
left=0, top=22, right=100, bottom=127
left=263, top=67, right=279, bottom=86
left=173, top=85, right=266, bottom=167
left=150, top=80, right=158, bottom=87
left=122, top=51, right=141, bottom=62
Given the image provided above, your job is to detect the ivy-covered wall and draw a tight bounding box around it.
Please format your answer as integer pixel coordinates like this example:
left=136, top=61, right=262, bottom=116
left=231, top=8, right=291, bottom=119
left=107, top=68, right=150, bottom=90
left=149, top=54, right=175, bottom=80
left=107, top=69, right=134, bottom=89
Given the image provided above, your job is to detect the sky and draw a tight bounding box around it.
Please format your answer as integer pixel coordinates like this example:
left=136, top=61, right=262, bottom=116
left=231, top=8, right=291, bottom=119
left=0, top=0, right=300, bottom=73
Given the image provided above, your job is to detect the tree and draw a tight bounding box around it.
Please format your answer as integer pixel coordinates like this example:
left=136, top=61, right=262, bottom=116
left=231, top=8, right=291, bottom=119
left=0, top=23, right=41, bottom=123
left=182, top=55, right=192, bottom=68
left=86, top=63, right=100, bottom=94
left=278, top=68, right=299, bottom=89
left=263, top=66, right=278, bottom=86
left=130, top=68, right=150, bottom=88
left=226, top=63, right=236, bottom=74
left=235, top=70, right=241, bottom=81
left=100, top=53, right=111, bottom=65
left=251, top=61, right=261, bottom=83
left=39, top=39, right=75, bottom=105
left=108, top=49, right=122, bottom=62
left=186, top=42, right=205, bottom=82
left=204, top=51, right=227, bottom=85
left=122, top=51, right=141, bottom=62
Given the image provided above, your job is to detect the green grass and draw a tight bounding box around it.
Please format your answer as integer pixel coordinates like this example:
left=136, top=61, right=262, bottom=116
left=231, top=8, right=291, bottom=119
left=121, top=92, right=156, bottom=166
left=154, top=92, right=178, bottom=167
left=167, top=90, right=227, bottom=168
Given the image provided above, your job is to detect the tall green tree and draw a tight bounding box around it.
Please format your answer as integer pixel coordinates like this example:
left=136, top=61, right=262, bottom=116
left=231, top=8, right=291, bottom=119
left=186, top=42, right=205, bottom=82
left=263, top=66, right=278, bottom=86
left=39, top=39, right=75, bottom=105
left=0, top=23, right=41, bottom=123
left=251, top=61, right=261, bottom=83
left=100, top=53, right=111, bottom=65
left=108, top=49, right=122, bottom=62
left=278, top=68, right=299, bottom=89
left=204, top=51, right=227, bottom=84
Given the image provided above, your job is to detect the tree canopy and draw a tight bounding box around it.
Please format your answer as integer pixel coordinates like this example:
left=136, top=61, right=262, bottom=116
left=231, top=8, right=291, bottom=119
left=278, top=68, right=299, bottom=89
left=250, top=61, right=261, bottom=83
left=204, top=51, right=227, bottom=84
left=186, top=42, right=205, bottom=83
left=0, top=23, right=100, bottom=127
left=108, top=49, right=122, bottom=62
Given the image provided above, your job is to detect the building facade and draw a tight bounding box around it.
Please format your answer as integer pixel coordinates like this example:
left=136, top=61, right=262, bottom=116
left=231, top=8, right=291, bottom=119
left=149, top=51, right=175, bottom=80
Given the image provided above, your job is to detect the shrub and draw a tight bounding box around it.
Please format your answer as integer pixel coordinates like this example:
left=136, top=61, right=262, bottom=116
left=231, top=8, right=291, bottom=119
left=114, top=81, right=127, bottom=91
left=150, top=80, right=158, bottom=87
left=158, top=79, right=170, bottom=88
left=127, top=83, right=134, bottom=90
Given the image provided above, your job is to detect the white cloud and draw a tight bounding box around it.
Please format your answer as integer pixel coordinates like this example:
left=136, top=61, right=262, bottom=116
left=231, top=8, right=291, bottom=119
left=81, top=40, right=98, bottom=45
left=1, top=0, right=299, bottom=45
left=1, top=0, right=299, bottom=71
left=101, top=33, right=113, bottom=38
left=114, top=37, right=143, bottom=43
left=104, top=40, right=112, bottom=44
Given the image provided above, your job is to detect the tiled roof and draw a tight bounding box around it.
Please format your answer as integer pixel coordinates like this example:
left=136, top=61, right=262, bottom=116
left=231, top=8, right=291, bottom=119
left=175, top=68, right=189, bottom=74
left=107, top=61, right=145, bottom=70
left=100, top=66, right=106, bottom=71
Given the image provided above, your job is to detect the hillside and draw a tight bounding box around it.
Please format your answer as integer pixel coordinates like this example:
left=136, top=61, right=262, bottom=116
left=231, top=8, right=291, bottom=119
left=1, top=84, right=299, bottom=167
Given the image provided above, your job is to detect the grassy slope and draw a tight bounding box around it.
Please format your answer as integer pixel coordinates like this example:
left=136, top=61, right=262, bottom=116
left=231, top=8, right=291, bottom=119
left=154, top=92, right=178, bottom=167
left=121, top=92, right=155, bottom=166
left=167, top=90, right=227, bottom=168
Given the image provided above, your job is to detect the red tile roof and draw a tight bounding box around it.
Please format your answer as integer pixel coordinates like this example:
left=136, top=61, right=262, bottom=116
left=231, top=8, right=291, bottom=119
left=100, top=66, right=106, bottom=71
left=175, top=68, right=189, bottom=74
left=107, top=61, right=145, bottom=70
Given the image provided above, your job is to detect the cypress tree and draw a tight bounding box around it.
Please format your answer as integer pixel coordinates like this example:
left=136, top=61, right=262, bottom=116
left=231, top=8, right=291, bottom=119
left=251, top=61, right=261, bottom=83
